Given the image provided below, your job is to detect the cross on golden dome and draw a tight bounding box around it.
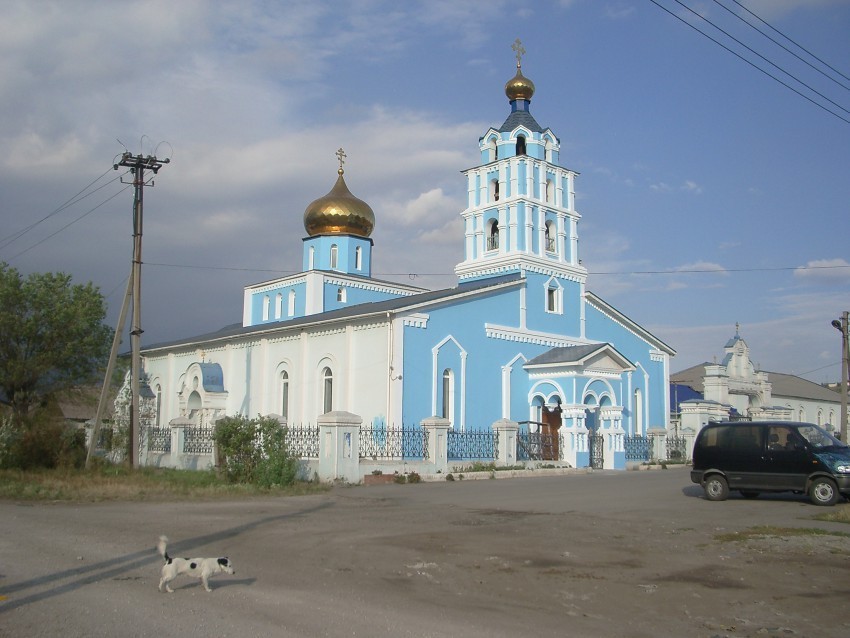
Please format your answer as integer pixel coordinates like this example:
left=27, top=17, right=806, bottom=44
left=335, top=147, right=347, bottom=174
left=512, top=38, right=525, bottom=68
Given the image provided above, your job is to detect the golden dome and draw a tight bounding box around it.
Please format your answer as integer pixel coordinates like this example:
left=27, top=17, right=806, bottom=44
left=505, top=65, right=535, bottom=102
left=303, top=166, right=375, bottom=238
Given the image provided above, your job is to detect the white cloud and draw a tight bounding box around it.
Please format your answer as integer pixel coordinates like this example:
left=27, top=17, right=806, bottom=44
left=605, top=4, right=636, bottom=19
left=674, top=261, right=729, bottom=275
left=682, top=180, right=703, bottom=194
left=794, top=259, right=850, bottom=284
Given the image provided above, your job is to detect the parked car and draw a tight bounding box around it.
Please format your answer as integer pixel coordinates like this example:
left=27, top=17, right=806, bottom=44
left=690, top=420, right=850, bottom=506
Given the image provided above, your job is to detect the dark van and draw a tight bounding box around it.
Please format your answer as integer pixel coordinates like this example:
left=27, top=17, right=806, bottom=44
left=690, top=420, right=850, bottom=506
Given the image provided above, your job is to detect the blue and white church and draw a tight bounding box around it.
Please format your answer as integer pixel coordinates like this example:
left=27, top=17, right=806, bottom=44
left=140, top=49, right=676, bottom=470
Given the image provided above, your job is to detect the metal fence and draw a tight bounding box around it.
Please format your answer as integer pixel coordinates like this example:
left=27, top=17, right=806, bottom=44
left=516, top=432, right=557, bottom=461
left=447, top=429, right=498, bottom=461
left=146, top=426, right=171, bottom=453
left=359, top=425, right=428, bottom=460
left=183, top=426, right=215, bottom=454
left=666, top=435, right=690, bottom=461
left=284, top=425, right=319, bottom=458
left=624, top=435, right=652, bottom=462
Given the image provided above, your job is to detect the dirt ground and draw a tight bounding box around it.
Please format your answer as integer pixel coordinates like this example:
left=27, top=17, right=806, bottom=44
left=1, top=467, right=849, bottom=638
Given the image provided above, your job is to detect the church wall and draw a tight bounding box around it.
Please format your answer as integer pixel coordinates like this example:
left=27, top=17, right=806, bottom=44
left=584, top=302, right=669, bottom=431
left=523, top=272, right=583, bottom=336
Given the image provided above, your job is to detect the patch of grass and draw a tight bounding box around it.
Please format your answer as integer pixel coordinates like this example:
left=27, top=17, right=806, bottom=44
left=812, top=506, right=850, bottom=524
left=714, top=525, right=850, bottom=543
left=0, top=466, right=328, bottom=502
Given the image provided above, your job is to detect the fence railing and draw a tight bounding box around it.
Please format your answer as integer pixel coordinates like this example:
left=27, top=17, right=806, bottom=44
left=359, top=425, right=429, bottom=460
left=447, top=429, right=498, bottom=460
left=624, top=435, right=651, bottom=462
left=516, top=432, right=557, bottom=461
left=284, top=425, right=319, bottom=459
left=146, top=426, right=171, bottom=453
left=183, top=426, right=214, bottom=454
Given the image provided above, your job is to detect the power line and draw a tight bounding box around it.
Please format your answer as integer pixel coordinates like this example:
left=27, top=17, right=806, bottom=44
left=713, top=0, right=850, bottom=93
left=140, top=260, right=850, bottom=278
left=0, top=166, right=125, bottom=250
left=5, top=185, right=132, bottom=261
left=728, top=0, right=850, bottom=86
left=646, top=0, right=850, bottom=124
left=669, top=0, right=850, bottom=116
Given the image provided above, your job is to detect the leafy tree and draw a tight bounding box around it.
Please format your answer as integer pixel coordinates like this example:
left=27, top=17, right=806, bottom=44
left=0, top=262, right=113, bottom=420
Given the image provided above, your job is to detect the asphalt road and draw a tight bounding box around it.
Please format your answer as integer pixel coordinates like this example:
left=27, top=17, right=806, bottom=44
left=1, top=467, right=849, bottom=637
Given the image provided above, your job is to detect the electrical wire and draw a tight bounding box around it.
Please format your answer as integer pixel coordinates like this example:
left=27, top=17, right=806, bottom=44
left=5, top=184, right=132, bottom=261
left=646, top=0, right=850, bottom=124
left=0, top=166, right=124, bottom=249
left=728, top=0, right=850, bottom=85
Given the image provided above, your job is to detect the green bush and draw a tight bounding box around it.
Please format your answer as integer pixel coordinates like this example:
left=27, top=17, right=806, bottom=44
left=0, top=411, right=87, bottom=470
left=212, top=415, right=300, bottom=487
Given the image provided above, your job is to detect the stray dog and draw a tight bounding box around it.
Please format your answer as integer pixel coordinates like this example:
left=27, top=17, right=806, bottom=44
left=157, top=536, right=235, bottom=593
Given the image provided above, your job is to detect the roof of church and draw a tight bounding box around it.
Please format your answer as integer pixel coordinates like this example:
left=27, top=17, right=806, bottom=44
left=142, top=273, right=524, bottom=353
left=499, top=110, right=544, bottom=133
left=525, top=343, right=608, bottom=366
left=671, top=363, right=841, bottom=404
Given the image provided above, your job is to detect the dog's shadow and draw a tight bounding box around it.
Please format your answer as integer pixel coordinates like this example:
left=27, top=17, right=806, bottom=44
left=1, top=502, right=332, bottom=612
left=169, top=577, right=256, bottom=592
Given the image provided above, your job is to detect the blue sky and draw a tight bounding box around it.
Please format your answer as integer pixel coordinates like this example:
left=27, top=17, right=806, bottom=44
left=1, top=0, right=848, bottom=383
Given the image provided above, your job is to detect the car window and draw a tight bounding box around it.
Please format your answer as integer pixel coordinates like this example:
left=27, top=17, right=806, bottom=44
left=767, top=426, right=798, bottom=451
left=796, top=424, right=843, bottom=449
left=728, top=425, right=763, bottom=454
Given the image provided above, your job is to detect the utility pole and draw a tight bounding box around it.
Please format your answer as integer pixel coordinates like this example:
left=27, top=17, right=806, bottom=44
left=833, top=311, right=849, bottom=443
left=113, top=151, right=168, bottom=467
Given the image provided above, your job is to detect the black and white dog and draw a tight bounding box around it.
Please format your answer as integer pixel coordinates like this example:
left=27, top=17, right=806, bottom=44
left=157, top=536, right=235, bottom=593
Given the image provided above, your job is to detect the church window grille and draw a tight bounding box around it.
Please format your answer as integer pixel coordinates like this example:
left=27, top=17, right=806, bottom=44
left=330, top=244, right=338, bottom=269
left=322, top=367, right=333, bottom=414
left=544, top=221, right=556, bottom=253
left=516, top=135, right=526, bottom=156
left=262, top=295, right=270, bottom=321
left=486, top=219, right=499, bottom=251
left=288, top=290, right=296, bottom=316
left=281, top=371, right=290, bottom=419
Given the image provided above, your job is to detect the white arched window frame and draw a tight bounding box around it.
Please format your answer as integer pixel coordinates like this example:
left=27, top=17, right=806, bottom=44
left=275, top=293, right=283, bottom=319
left=489, top=178, right=499, bottom=203
left=280, top=370, right=290, bottom=420
left=262, top=295, right=270, bottom=321
left=322, top=367, right=333, bottom=414
left=308, top=246, right=315, bottom=270
left=633, top=389, right=644, bottom=435
left=330, top=244, right=338, bottom=270
left=355, top=246, right=362, bottom=270
left=544, top=220, right=556, bottom=253
left=287, top=289, right=296, bottom=316
left=545, top=278, right=563, bottom=314
left=337, top=287, right=346, bottom=303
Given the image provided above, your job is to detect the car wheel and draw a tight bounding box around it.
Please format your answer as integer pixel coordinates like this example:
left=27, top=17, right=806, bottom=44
left=809, top=477, right=839, bottom=506
left=740, top=490, right=759, bottom=499
left=704, top=475, right=729, bottom=501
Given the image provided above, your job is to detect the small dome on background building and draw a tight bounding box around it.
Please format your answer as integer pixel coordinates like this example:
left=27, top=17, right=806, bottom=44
left=303, top=149, right=375, bottom=238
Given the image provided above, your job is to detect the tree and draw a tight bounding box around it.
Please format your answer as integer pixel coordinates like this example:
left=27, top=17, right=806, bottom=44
left=0, top=262, right=113, bottom=420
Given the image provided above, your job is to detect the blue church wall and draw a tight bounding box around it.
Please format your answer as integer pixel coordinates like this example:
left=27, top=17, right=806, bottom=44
left=584, top=302, right=668, bottom=431
left=321, top=281, right=401, bottom=312
left=522, top=273, right=582, bottom=335
left=505, top=164, right=513, bottom=198
left=250, top=281, right=308, bottom=324
left=517, top=161, right=527, bottom=196
left=302, top=235, right=372, bottom=275
left=532, top=164, right=540, bottom=199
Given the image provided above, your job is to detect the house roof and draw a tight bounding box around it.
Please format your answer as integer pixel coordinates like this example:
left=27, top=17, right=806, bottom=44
left=142, top=273, right=524, bottom=354
left=671, top=363, right=841, bottom=404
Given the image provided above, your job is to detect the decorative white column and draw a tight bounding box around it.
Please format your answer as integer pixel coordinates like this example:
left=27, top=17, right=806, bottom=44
left=318, top=411, right=362, bottom=484
left=492, top=418, right=519, bottom=466
left=421, top=416, right=450, bottom=474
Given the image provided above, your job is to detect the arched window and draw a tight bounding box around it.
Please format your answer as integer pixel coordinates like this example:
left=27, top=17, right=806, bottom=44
left=262, top=295, right=270, bottom=321
left=155, top=384, right=162, bottom=428
left=545, top=179, right=553, bottom=203
left=546, top=279, right=562, bottom=314
left=187, top=390, right=202, bottom=421
left=486, top=218, right=499, bottom=251
left=275, top=293, right=283, bottom=319
left=441, top=368, right=454, bottom=425
left=288, top=289, right=296, bottom=316
left=308, top=246, right=315, bottom=270
left=337, top=287, right=346, bottom=302
left=322, top=367, right=333, bottom=414
left=355, top=246, right=362, bottom=270
left=544, top=138, right=553, bottom=162
left=330, top=244, right=338, bottom=269
left=280, top=371, right=290, bottom=420
left=489, top=179, right=499, bottom=203
left=516, top=135, right=526, bottom=156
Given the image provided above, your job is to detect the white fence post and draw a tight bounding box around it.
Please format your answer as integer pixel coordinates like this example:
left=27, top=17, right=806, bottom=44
left=317, top=411, right=362, bottom=483
left=492, top=419, right=519, bottom=466
left=421, top=416, right=450, bottom=474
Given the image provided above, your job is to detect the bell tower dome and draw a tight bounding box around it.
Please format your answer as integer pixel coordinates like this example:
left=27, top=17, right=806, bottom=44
left=455, top=40, right=585, bottom=288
